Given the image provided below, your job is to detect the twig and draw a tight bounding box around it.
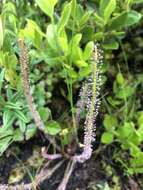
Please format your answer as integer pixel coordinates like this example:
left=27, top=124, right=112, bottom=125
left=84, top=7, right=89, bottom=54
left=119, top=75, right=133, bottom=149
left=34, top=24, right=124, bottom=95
left=42, top=147, right=62, bottom=160
left=57, top=160, right=75, bottom=190
left=35, top=160, right=64, bottom=186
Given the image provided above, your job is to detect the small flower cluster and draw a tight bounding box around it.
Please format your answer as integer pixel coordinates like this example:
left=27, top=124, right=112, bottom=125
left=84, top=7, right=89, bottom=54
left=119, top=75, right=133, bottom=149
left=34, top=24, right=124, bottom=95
left=74, top=44, right=103, bottom=163
left=75, top=81, right=88, bottom=124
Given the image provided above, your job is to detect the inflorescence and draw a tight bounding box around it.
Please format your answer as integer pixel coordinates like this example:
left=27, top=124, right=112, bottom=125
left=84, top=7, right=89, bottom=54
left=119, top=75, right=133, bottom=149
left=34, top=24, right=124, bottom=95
left=18, top=39, right=45, bottom=131
left=73, top=44, right=103, bottom=163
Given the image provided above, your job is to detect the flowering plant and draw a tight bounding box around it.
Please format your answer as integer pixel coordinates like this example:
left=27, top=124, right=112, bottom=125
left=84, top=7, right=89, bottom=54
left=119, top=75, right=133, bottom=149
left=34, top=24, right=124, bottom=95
left=18, top=39, right=103, bottom=190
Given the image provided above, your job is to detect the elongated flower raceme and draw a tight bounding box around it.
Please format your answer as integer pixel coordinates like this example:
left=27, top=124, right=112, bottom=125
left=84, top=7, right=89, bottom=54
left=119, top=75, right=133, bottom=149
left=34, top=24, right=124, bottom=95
left=18, top=39, right=45, bottom=131
left=18, top=38, right=62, bottom=153
left=73, top=44, right=103, bottom=163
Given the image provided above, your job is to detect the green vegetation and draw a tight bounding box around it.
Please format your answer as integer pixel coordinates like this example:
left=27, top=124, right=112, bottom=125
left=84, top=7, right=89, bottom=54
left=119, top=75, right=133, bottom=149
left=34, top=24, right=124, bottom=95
left=0, top=0, right=143, bottom=189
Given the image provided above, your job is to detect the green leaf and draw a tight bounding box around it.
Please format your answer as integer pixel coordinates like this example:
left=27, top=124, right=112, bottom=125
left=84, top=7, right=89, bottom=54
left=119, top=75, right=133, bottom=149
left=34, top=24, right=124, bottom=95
left=5, top=69, right=18, bottom=87
left=101, top=132, right=114, bottom=144
left=82, top=26, right=94, bottom=42
left=64, top=64, right=78, bottom=79
left=71, top=3, right=84, bottom=24
left=5, top=102, right=21, bottom=110
left=94, top=32, right=104, bottom=40
left=3, top=110, right=15, bottom=128
left=117, top=122, right=134, bottom=139
left=129, top=167, right=143, bottom=174
left=35, top=0, right=58, bottom=19
left=38, top=107, right=51, bottom=122
left=6, top=87, right=13, bottom=101
left=130, top=143, right=142, bottom=157
left=116, top=73, right=125, bottom=85
left=13, top=129, right=24, bottom=141
left=127, top=132, right=141, bottom=146
left=100, top=0, right=109, bottom=14
left=137, top=112, right=143, bottom=126
left=19, top=120, right=27, bottom=133
left=79, top=65, right=91, bottom=78
left=12, top=90, right=23, bottom=102
left=130, top=156, right=143, bottom=168
left=110, top=11, right=142, bottom=30
left=71, top=0, right=77, bottom=17
left=107, top=96, right=122, bottom=107
left=45, top=121, right=61, bottom=135
left=58, top=29, right=68, bottom=52
left=25, top=124, right=37, bottom=140
left=20, top=19, right=44, bottom=48
left=69, top=33, right=83, bottom=65
left=94, top=13, right=104, bottom=26
left=0, top=15, right=4, bottom=49
left=7, top=54, right=18, bottom=69
left=103, top=114, right=117, bottom=131
left=0, top=69, right=5, bottom=93
left=58, top=2, right=71, bottom=33
left=116, top=86, right=134, bottom=99
left=0, top=126, right=13, bottom=138
left=137, top=124, right=143, bottom=141
left=79, top=11, right=92, bottom=27
left=70, top=33, right=82, bottom=46
left=100, top=0, right=116, bottom=23
left=0, top=136, right=13, bottom=156
left=76, top=60, right=88, bottom=67
left=46, top=24, right=58, bottom=50
left=103, top=40, right=119, bottom=50
left=83, top=41, right=94, bottom=61
left=14, top=110, right=28, bottom=123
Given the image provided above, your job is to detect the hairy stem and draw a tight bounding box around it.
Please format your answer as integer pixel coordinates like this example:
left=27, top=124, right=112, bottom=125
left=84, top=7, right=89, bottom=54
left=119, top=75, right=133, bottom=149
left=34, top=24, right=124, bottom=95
left=18, top=39, right=44, bottom=131
left=18, top=38, right=61, bottom=152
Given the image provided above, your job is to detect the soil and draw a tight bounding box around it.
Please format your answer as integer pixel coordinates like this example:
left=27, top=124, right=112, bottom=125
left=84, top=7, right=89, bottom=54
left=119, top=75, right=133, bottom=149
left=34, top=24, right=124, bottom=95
left=0, top=137, right=143, bottom=190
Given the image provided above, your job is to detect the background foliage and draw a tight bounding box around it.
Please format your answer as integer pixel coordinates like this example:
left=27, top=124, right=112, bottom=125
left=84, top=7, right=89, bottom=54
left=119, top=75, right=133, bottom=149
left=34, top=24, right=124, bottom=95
left=0, top=0, right=143, bottom=185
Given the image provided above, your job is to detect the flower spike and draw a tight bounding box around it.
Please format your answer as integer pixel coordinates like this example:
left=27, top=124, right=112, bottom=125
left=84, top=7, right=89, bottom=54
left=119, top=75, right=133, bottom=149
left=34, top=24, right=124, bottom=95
left=73, top=43, right=103, bottom=163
